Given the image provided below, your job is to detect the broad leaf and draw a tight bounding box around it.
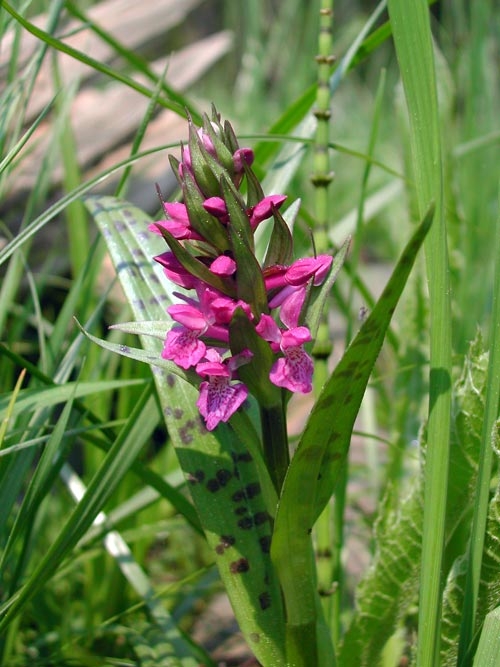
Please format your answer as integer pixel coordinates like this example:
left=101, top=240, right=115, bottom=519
left=271, top=207, right=433, bottom=657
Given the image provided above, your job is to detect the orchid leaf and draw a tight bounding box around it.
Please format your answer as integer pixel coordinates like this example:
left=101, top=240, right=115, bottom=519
left=156, top=226, right=235, bottom=296
left=79, top=325, right=191, bottom=381
left=86, top=195, right=286, bottom=665
left=244, top=160, right=266, bottom=208
left=181, top=169, right=230, bottom=250
left=263, top=204, right=294, bottom=268
left=271, top=206, right=433, bottom=650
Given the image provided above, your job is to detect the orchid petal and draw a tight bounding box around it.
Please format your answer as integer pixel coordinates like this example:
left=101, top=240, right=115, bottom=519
left=285, top=254, right=333, bottom=286
left=269, top=346, right=313, bottom=393
left=162, top=327, right=206, bottom=369
left=197, top=377, right=248, bottom=430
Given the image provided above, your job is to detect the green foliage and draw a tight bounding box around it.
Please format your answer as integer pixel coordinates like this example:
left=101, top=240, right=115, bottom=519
left=338, top=334, right=492, bottom=666
left=0, top=0, right=498, bottom=665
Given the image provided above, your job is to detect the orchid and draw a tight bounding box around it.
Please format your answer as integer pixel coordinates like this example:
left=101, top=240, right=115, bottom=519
left=150, top=109, right=335, bottom=431
left=195, top=349, right=252, bottom=431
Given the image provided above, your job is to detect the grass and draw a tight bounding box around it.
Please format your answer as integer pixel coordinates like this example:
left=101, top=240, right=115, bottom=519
left=0, top=0, right=499, bottom=665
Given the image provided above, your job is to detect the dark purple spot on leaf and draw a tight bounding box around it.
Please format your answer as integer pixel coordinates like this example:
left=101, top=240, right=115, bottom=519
left=173, top=408, right=184, bottom=420
left=237, top=516, right=254, bottom=530
left=133, top=299, right=146, bottom=310
left=232, top=489, right=246, bottom=503
left=258, top=591, right=271, bottom=610
left=215, top=534, right=236, bottom=554
left=230, top=558, right=250, bottom=574
left=216, top=468, right=232, bottom=486
left=259, top=535, right=271, bottom=553
left=179, top=420, right=196, bottom=444
left=253, top=512, right=270, bottom=526
left=114, top=220, right=126, bottom=232
left=245, top=482, right=261, bottom=499
left=187, top=469, right=205, bottom=485
left=206, top=478, right=221, bottom=493
left=167, top=374, right=176, bottom=387
left=235, top=506, right=248, bottom=516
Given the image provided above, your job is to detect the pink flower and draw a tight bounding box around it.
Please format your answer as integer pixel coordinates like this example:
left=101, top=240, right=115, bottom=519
left=203, top=197, right=229, bottom=223
left=154, top=252, right=200, bottom=290
left=162, top=326, right=206, bottom=369
left=149, top=202, right=203, bottom=241
left=167, top=294, right=230, bottom=345
left=255, top=315, right=313, bottom=393
left=284, top=254, right=332, bottom=286
left=277, top=287, right=307, bottom=329
left=210, top=255, right=236, bottom=276
left=179, top=128, right=216, bottom=179
left=203, top=194, right=287, bottom=231
left=196, top=350, right=252, bottom=430
left=248, top=195, right=287, bottom=229
left=233, top=148, right=254, bottom=174
left=267, top=254, right=333, bottom=328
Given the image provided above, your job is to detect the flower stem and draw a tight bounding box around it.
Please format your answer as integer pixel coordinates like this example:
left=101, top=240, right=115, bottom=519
left=260, top=402, right=289, bottom=493
left=311, top=0, right=338, bottom=643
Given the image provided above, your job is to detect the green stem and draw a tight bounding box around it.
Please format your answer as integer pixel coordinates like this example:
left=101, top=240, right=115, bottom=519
left=260, top=402, right=289, bottom=493
left=311, top=0, right=335, bottom=249
left=311, top=0, right=338, bottom=643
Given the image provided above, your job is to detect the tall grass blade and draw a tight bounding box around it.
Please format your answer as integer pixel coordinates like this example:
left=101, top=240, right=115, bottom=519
left=387, top=2, right=451, bottom=664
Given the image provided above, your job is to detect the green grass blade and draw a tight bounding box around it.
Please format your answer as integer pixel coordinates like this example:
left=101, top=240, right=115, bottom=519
left=0, top=382, right=156, bottom=628
left=458, top=199, right=500, bottom=664
left=0, top=379, right=145, bottom=421
left=59, top=462, right=208, bottom=666
left=387, top=3, right=451, bottom=665
left=0, top=0, right=201, bottom=123
left=0, top=381, right=78, bottom=590
left=0, top=96, right=55, bottom=176
left=0, top=369, right=25, bottom=448
left=472, top=607, right=500, bottom=667
left=271, top=208, right=432, bottom=664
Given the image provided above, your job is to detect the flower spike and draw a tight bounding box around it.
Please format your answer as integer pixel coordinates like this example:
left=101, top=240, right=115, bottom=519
left=150, top=109, right=338, bottom=429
